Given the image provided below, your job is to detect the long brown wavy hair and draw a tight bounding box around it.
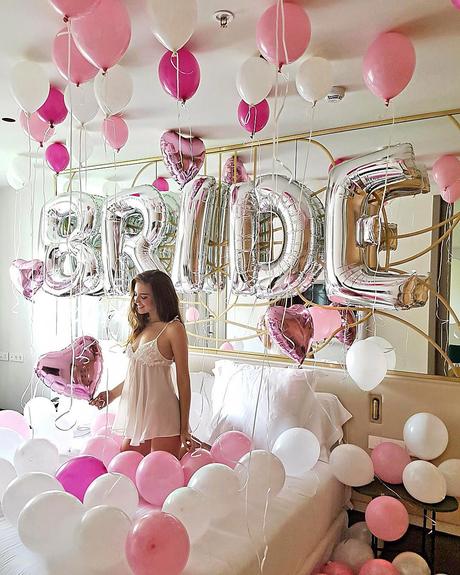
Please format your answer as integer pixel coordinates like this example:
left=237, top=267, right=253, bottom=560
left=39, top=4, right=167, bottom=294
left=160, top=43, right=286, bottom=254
left=127, top=270, right=183, bottom=345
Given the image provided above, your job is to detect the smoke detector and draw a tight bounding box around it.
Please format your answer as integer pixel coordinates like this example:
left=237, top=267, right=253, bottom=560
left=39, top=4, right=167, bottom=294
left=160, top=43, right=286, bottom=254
left=214, top=10, right=234, bottom=28
left=325, top=86, right=346, bottom=103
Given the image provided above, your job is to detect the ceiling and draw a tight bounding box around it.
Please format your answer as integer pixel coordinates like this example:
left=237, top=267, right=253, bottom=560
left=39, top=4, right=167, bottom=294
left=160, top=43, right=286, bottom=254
left=0, top=0, right=459, bottom=188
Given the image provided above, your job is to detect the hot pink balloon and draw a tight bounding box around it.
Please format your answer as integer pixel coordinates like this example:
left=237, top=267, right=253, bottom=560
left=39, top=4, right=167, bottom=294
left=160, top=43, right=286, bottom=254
left=365, top=496, right=409, bottom=542
left=0, top=411, right=31, bottom=439
left=256, top=3, right=311, bottom=69
left=103, top=115, right=128, bottom=151
left=9, top=258, right=44, bottom=300
left=181, top=448, right=214, bottom=484
left=48, top=0, right=101, bottom=20
left=72, top=0, right=131, bottom=71
left=265, top=304, right=313, bottom=365
left=358, top=559, right=399, bottom=575
left=90, top=411, right=116, bottom=435
left=211, top=431, right=252, bottom=469
left=52, top=28, right=98, bottom=86
left=136, top=451, right=184, bottom=506
left=126, top=511, right=190, bottom=575
left=452, top=0, right=460, bottom=8
left=56, top=455, right=107, bottom=502
left=81, top=435, right=120, bottom=467
left=309, top=307, right=342, bottom=342
left=320, top=562, right=354, bottom=575
left=109, top=451, right=144, bottom=484
left=443, top=180, right=460, bottom=204
left=158, top=49, right=200, bottom=102
left=152, top=177, right=169, bottom=192
left=371, top=442, right=411, bottom=484
left=363, top=32, right=416, bottom=104
left=19, top=111, right=54, bottom=145
left=238, top=99, right=270, bottom=136
left=432, top=155, right=460, bottom=191
left=37, top=86, right=68, bottom=127
left=45, top=142, right=70, bottom=173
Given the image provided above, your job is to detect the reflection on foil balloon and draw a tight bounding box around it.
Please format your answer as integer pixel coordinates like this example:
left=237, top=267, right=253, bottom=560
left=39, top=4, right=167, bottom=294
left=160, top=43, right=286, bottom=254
left=9, top=259, right=44, bottom=300
left=157, top=193, right=179, bottom=274
left=325, top=143, right=430, bottom=309
left=206, top=182, right=230, bottom=291
left=40, top=192, right=103, bottom=296
left=222, top=156, right=249, bottom=185
left=335, top=307, right=357, bottom=347
left=265, top=305, right=313, bottom=365
left=160, top=130, right=205, bottom=189
left=172, top=177, right=217, bottom=292
left=103, top=185, right=167, bottom=295
left=35, top=336, right=103, bottom=401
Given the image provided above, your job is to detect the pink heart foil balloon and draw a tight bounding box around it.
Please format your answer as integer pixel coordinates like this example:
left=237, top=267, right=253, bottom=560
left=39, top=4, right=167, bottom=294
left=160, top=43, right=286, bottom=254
left=222, top=156, right=249, bottom=185
left=334, top=307, right=357, bottom=347
left=265, top=304, right=313, bottom=364
left=160, top=130, right=205, bottom=189
left=9, top=259, right=44, bottom=300
left=35, top=336, right=103, bottom=401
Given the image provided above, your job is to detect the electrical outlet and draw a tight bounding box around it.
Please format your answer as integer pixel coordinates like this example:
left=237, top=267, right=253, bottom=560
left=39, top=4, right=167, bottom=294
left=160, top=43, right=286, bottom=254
left=0, top=351, right=8, bottom=361
left=9, top=352, right=24, bottom=363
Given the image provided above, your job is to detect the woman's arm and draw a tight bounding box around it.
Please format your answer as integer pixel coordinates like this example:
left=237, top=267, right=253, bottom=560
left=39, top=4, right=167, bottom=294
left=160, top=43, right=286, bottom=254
left=90, top=380, right=124, bottom=409
left=169, top=322, right=192, bottom=449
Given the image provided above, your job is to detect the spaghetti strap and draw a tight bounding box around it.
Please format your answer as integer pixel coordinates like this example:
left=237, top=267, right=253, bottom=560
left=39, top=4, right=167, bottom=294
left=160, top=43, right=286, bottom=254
left=155, top=317, right=179, bottom=341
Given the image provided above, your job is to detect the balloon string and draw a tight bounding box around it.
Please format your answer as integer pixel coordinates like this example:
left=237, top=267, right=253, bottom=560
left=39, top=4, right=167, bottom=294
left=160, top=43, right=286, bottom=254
left=169, top=51, right=195, bottom=75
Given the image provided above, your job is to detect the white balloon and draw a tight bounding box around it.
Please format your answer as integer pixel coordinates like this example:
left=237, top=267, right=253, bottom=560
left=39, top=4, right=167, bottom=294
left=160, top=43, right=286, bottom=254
left=329, top=444, right=374, bottom=487
left=332, top=538, right=374, bottom=573
left=0, top=458, right=17, bottom=499
left=13, top=438, right=59, bottom=475
left=18, top=490, right=83, bottom=557
left=236, top=57, right=275, bottom=106
left=367, top=336, right=397, bottom=370
left=346, top=521, right=372, bottom=545
left=23, top=397, right=57, bottom=432
left=235, top=450, right=285, bottom=505
left=2, top=472, right=63, bottom=527
left=295, top=57, right=333, bottom=104
left=64, top=82, right=99, bottom=125
left=403, top=413, right=448, bottom=460
left=77, top=505, right=131, bottom=570
left=10, top=61, right=49, bottom=114
left=393, top=551, right=430, bottom=575
left=272, top=428, right=320, bottom=476
left=402, top=460, right=447, bottom=504
left=94, top=66, right=133, bottom=115
left=346, top=339, right=387, bottom=391
left=84, top=472, right=138, bottom=518
left=6, top=155, right=39, bottom=190
left=438, top=459, right=460, bottom=498
left=162, top=487, right=211, bottom=542
left=189, top=463, right=240, bottom=519
left=0, top=427, right=23, bottom=463
left=146, top=0, right=198, bottom=52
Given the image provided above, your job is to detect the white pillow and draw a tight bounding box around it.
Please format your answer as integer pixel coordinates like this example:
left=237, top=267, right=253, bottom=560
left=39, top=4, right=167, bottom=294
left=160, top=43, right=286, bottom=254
left=189, top=372, right=214, bottom=444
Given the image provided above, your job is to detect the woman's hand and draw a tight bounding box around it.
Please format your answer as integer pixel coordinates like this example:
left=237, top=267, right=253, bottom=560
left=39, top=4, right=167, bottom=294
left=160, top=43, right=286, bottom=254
left=180, top=430, right=194, bottom=452
left=89, top=389, right=113, bottom=410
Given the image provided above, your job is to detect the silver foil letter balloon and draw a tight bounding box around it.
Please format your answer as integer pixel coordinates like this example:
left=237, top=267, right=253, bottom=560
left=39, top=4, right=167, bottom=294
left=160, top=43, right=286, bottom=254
left=324, top=143, right=430, bottom=309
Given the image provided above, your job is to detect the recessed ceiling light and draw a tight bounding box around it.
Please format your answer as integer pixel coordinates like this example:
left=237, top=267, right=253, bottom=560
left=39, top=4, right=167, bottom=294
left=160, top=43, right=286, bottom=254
left=214, top=10, right=234, bottom=28
left=2, top=117, right=16, bottom=123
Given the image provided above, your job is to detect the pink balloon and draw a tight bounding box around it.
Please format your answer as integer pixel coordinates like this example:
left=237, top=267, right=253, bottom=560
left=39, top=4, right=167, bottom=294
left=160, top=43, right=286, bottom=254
left=238, top=99, right=270, bottom=136
left=358, top=559, right=399, bottom=575
left=136, top=451, right=184, bottom=506
left=9, top=258, right=44, bottom=300
left=52, top=28, right=98, bottom=86
left=363, top=32, right=416, bottom=104
left=256, top=3, right=311, bottom=69
left=0, top=410, right=31, bottom=439
left=95, top=426, right=123, bottom=448
left=452, top=0, right=460, bottom=8
left=45, top=142, right=70, bottom=173
left=109, top=451, right=144, bottom=484
left=222, top=156, right=249, bottom=185
left=334, top=308, right=357, bottom=347
left=81, top=435, right=120, bottom=467
left=371, top=442, right=411, bottom=484
left=125, top=511, right=190, bottom=575
left=181, top=448, right=214, bottom=484
left=103, top=115, right=128, bottom=151
left=219, top=342, right=234, bottom=352
left=72, top=0, right=131, bottom=71
left=365, top=496, right=409, bottom=542
left=91, top=411, right=116, bottom=435
left=48, top=0, right=100, bottom=20
left=265, top=304, right=313, bottom=365
left=19, top=111, right=54, bottom=145
left=320, top=562, right=354, bottom=575
left=56, top=455, right=107, bottom=502
left=442, top=180, right=460, bottom=204
left=309, top=307, right=342, bottom=342
left=37, top=86, right=68, bottom=127
left=185, top=306, right=200, bottom=322
left=152, top=177, right=169, bottom=192
left=160, top=131, right=206, bottom=189
left=35, top=335, right=103, bottom=401
left=432, top=155, right=460, bottom=190
left=211, top=431, right=252, bottom=469
left=158, top=49, right=200, bottom=102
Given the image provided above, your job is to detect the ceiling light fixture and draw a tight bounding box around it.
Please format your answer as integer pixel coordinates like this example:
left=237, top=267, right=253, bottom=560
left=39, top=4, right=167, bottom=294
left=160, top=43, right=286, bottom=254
left=214, top=10, right=234, bottom=29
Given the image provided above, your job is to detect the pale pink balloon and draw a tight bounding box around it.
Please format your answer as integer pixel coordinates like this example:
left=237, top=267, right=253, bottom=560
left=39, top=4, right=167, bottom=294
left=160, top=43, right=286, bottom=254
left=48, top=0, right=100, bottom=20
left=136, top=451, right=184, bottom=506
left=185, top=306, right=200, bottom=322
left=90, top=411, right=116, bottom=435
left=211, top=431, right=252, bottom=469
left=442, top=180, right=460, bottom=204
left=238, top=99, right=270, bottom=136
left=45, top=142, right=70, bottom=173
left=103, top=115, right=128, bottom=151
left=19, top=111, right=54, bottom=145
left=152, top=177, right=169, bottom=192
left=72, top=0, right=131, bottom=71
left=363, top=32, right=416, bottom=104
left=125, top=511, right=190, bottom=575
left=0, top=411, right=31, bottom=439
left=309, top=307, right=342, bottom=342
left=371, top=442, right=411, bottom=484
left=358, top=559, right=399, bottom=575
left=109, top=450, right=144, bottom=484
left=219, top=342, right=234, bottom=352
left=320, top=562, right=354, bottom=575
left=95, top=425, right=123, bottom=448
left=158, top=49, right=200, bottom=102
left=365, top=496, right=409, bottom=542
left=432, top=155, right=460, bottom=191
left=181, top=448, right=214, bottom=484
left=52, top=28, right=98, bottom=86
left=81, top=435, right=120, bottom=467
left=37, top=86, right=68, bottom=127
left=256, top=3, right=311, bottom=69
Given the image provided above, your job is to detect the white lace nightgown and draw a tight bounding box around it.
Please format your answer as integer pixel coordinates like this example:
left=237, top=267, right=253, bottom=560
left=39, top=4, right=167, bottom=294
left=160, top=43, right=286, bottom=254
left=112, top=322, right=181, bottom=446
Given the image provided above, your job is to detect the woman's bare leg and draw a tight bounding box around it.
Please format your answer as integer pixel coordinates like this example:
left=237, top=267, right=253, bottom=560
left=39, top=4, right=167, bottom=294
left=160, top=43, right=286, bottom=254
left=121, top=438, right=151, bottom=456
left=151, top=435, right=181, bottom=459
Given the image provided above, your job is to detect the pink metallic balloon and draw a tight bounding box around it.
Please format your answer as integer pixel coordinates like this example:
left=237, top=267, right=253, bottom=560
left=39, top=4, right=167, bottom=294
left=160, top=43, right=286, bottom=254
left=56, top=455, right=107, bottom=502
left=19, top=111, right=54, bottom=145
left=103, top=115, right=128, bottom=151
left=48, top=0, right=100, bottom=20
left=158, top=49, right=200, bottom=102
left=238, top=99, right=270, bottom=136
left=181, top=448, right=214, bottom=484
left=9, top=258, right=44, bottom=300
left=432, top=155, right=460, bottom=191
left=45, top=142, right=70, bottom=173
left=222, top=156, right=249, bottom=185
left=365, top=496, right=409, bottom=542
left=160, top=130, right=205, bottom=189
left=358, top=559, right=400, bottom=575
left=37, top=86, right=68, bottom=127
left=211, top=431, right=252, bottom=469
left=265, top=304, right=313, bottom=365
left=334, top=308, right=357, bottom=347
left=371, top=442, right=411, bottom=484
left=52, top=27, right=98, bottom=86
left=152, top=177, right=169, bottom=192
left=136, top=451, right=185, bottom=506
left=35, top=335, right=103, bottom=401
left=108, top=451, right=144, bottom=484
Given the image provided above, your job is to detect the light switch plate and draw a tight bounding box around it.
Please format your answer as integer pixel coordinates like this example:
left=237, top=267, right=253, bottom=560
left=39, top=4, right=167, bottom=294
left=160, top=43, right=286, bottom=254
left=9, top=352, right=24, bottom=363
left=0, top=351, right=8, bottom=361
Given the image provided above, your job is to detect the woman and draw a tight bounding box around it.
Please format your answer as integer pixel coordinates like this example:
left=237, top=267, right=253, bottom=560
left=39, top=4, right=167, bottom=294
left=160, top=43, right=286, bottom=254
left=91, top=270, right=193, bottom=459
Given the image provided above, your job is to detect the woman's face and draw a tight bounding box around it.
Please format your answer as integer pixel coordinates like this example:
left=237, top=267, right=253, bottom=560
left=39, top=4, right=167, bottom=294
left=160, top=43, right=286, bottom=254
left=133, top=280, right=155, bottom=317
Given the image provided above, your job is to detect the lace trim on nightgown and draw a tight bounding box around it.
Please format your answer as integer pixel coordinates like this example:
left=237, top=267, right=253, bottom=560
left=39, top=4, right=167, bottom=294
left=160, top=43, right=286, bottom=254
left=127, top=339, right=173, bottom=367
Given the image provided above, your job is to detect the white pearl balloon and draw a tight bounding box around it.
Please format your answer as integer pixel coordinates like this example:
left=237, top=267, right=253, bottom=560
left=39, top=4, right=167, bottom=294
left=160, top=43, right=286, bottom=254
left=346, top=521, right=372, bottom=545
left=146, top=0, right=197, bottom=52
left=13, top=438, right=59, bottom=476
left=84, top=472, right=138, bottom=518
left=272, top=428, right=320, bottom=476
left=236, top=57, right=275, bottom=106
left=0, top=458, right=17, bottom=499
left=0, top=427, right=23, bottom=463
left=403, top=460, right=447, bottom=504
left=329, top=444, right=374, bottom=487
left=403, top=413, right=448, bottom=460
left=332, top=538, right=374, bottom=573
left=346, top=339, right=387, bottom=390
left=295, top=57, right=333, bottom=104
left=94, top=66, right=133, bottom=116
left=235, top=450, right=285, bottom=505
left=367, top=336, right=397, bottom=370
left=189, top=463, right=240, bottom=519
left=163, top=486, right=211, bottom=542
left=392, top=551, right=430, bottom=575
left=10, top=61, right=49, bottom=114
left=438, top=459, right=460, bottom=498
left=64, top=82, right=99, bottom=125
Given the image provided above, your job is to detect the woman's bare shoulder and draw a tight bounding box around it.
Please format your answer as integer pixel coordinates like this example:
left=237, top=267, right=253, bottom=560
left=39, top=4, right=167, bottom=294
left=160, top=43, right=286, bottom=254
left=167, top=319, right=186, bottom=337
